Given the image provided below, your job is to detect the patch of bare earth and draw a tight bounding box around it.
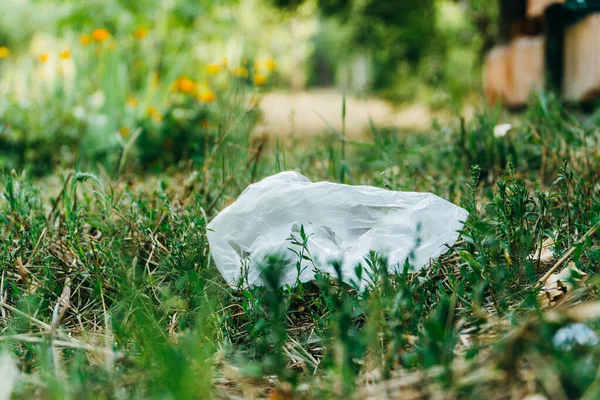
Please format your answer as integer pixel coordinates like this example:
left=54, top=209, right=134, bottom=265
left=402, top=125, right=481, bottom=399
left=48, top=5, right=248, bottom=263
left=253, top=89, right=435, bottom=142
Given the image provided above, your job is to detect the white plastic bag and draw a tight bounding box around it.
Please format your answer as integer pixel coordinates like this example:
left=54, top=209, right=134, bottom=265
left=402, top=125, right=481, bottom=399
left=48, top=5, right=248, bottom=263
left=207, top=171, right=468, bottom=289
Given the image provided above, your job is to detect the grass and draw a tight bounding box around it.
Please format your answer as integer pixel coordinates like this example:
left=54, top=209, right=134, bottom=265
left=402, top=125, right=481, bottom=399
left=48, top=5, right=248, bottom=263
left=1, top=93, right=600, bottom=399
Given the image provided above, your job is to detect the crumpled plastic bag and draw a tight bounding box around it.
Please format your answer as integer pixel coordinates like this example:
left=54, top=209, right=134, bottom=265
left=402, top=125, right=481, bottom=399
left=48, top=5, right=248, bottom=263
left=207, top=171, right=468, bottom=289
left=0, top=351, right=19, bottom=400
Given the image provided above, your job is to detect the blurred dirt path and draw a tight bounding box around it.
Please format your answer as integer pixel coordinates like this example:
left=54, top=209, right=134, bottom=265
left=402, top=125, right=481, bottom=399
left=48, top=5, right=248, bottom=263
left=254, top=89, right=435, bottom=141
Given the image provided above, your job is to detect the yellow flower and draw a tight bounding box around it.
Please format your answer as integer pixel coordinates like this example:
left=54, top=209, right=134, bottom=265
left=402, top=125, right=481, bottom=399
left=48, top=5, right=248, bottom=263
left=146, top=106, right=162, bottom=122
left=233, top=66, right=248, bottom=78
left=0, top=46, right=10, bottom=58
left=264, top=58, right=277, bottom=71
left=151, top=72, right=160, bottom=88
left=198, top=91, right=216, bottom=103
left=134, top=27, right=148, bottom=40
left=221, top=57, right=228, bottom=67
left=119, top=127, right=131, bottom=137
left=253, top=73, right=267, bottom=86
left=91, top=28, right=111, bottom=42
left=126, top=97, right=138, bottom=107
left=79, top=34, right=91, bottom=45
left=39, top=53, right=49, bottom=63
left=174, top=77, right=196, bottom=93
left=60, top=50, right=71, bottom=60
left=206, top=63, right=221, bottom=75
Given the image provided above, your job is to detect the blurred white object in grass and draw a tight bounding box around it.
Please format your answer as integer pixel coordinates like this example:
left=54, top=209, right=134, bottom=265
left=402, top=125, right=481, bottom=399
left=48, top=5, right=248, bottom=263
left=88, top=90, right=106, bottom=110
left=0, top=351, right=19, bottom=400
left=553, top=323, right=599, bottom=350
left=493, top=123, right=512, bottom=138
left=87, top=113, right=109, bottom=129
left=73, top=106, right=86, bottom=121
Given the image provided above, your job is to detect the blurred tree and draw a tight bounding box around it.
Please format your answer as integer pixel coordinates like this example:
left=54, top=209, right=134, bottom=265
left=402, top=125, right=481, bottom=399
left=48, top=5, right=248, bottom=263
left=272, top=0, right=437, bottom=90
left=461, top=0, right=499, bottom=62
left=357, top=0, right=437, bottom=89
left=57, top=0, right=217, bottom=31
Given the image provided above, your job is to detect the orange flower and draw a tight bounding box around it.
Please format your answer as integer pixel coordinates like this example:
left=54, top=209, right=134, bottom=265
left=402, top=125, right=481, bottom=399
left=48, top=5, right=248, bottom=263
left=146, top=106, right=162, bottom=122
left=253, top=73, right=266, bottom=86
left=60, top=50, right=71, bottom=60
left=91, top=28, right=111, bottom=42
left=134, top=27, right=148, bottom=40
left=233, top=66, right=248, bottom=78
left=79, top=34, right=91, bottom=45
left=206, top=63, right=221, bottom=75
left=198, top=91, right=216, bottom=103
left=39, top=53, right=49, bottom=63
left=174, top=77, right=196, bottom=93
left=126, top=97, right=138, bottom=107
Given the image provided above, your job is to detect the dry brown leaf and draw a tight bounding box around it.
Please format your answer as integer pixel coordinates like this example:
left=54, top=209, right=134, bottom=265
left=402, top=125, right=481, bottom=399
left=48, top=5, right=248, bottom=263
left=529, top=237, right=555, bottom=264
left=221, top=362, right=242, bottom=380
left=224, top=196, right=236, bottom=207
left=48, top=240, right=85, bottom=269
left=51, top=284, right=72, bottom=331
left=563, top=301, right=600, bottom=322
left=168, top=312, right=179, bottom=343
left=15, top=256, right=28, bottom=286
left=58, top=285, right=71, bottom=314
left=539, top=262, right=587, bottom=308
left=269, top=383, right=293, bottom=400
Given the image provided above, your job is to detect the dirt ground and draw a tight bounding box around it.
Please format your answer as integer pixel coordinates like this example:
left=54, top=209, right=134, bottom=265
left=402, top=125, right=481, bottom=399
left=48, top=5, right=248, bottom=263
left=254, top=89, right=440, bottom=141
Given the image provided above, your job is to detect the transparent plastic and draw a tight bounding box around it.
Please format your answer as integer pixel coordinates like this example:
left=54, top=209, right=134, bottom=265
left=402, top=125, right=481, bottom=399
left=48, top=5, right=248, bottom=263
left=207, top=172, right=468, bottom=289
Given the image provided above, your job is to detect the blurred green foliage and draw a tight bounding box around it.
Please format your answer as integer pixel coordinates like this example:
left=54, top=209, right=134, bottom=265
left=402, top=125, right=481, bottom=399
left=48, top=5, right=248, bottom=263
left=0, top=0, right=504, bottom=174
left=273, top=0, right=497, bottom=103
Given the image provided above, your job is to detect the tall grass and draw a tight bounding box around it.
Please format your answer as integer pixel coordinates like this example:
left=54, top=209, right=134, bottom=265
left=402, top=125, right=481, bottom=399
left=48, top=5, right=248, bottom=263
left=1, top=92, right=600, bottom=398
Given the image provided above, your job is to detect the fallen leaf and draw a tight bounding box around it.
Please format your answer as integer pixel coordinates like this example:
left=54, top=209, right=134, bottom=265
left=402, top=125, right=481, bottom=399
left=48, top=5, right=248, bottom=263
left=529, top=237, right=555, bottom=264
left=539, top=262, right=587, bottom=308
left=564, top=301, right=600, bottom=322
left=16, top=256, right=28, bottom=286
left=269, top=382, right=293, bottom=400
left=221, top=362, right=241, bottom=380
left=54, top=284, right=71, bottom=321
